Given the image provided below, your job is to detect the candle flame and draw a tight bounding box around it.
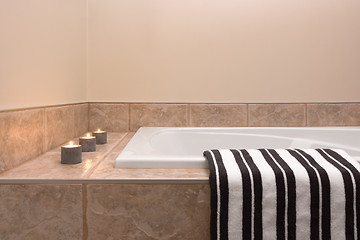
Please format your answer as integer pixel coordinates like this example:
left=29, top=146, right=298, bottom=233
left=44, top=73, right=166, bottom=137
left=86, top=133, right=90, bottom=137
left=69, top=141, right=73, bottom=146
left=97, top=129, right=101, bottom=132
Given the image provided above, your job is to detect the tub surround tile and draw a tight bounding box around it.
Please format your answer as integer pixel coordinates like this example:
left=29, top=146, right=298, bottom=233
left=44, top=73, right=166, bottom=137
left=249, top=104, right=306, bottom=127
left=0, top=133, right=126, bottom=179
left=190, top=104, right=247, bottom=127
left=0, top=109, right=45, bottom=173
left=0, top=184, right=82, bottom=240
left=45, top=105, right=75, bottom=151
left=0, top=151, right=103, bottom=179
left=130, top=104, right=187, bottom=131
left=74, top=103, right=89, bottom=137
left=86, top=184, right=210, bottom=240
left=307, top=103, right=360, bottom=126
left=89, top=103, right=129, bottom=132
left=107, top=132, right=134, bottom=153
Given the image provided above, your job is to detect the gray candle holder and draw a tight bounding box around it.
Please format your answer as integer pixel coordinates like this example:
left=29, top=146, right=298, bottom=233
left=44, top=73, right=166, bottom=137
left=61, top=144, right=82, bottom=164
left=93, top=130, right=107, bottom=144
left=79, top=136, right=96, bottom=152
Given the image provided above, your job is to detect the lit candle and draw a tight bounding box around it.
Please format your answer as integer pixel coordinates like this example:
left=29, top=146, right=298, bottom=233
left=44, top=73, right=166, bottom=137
left=92, top=128, right=107, bottom=144
left=79, top=133, right=96, bottom=152
left=61, top=141, right=82, bottom=164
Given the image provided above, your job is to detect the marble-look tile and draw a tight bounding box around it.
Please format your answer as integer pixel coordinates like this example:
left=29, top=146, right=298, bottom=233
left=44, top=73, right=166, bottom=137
left=87, top=184, right=210, bottom=240
left=0, top=109, right=45, bottom=173
left=190, top=104, right=247, bottom=127
left=0, top=134, right=126, bottom=179
left=108, top=132, right=134, bottom=154
left=130, top=104, right=187, bottom=131
left=0, top=184, right=82, bottom=240
left=249, top=104, right=306, bottom=127
left=74, top=103, right=89, bottom=137
left=45, top=105, right=75, bottom=151
left=308, top=103, right=360, bottom=126
left=89, top=103, right=129, bottom=132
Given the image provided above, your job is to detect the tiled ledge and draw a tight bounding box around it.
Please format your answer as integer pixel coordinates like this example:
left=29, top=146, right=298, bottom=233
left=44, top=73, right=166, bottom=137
left=0, top=132, right=210, bottom=184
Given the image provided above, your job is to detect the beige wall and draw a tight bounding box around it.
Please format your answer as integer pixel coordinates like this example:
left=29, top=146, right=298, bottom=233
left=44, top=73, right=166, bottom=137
left=1, top=0, right=359, bottom=110
left=87, top=0, right=360, bottom=103
left=0, top=0, right=87, bottom=111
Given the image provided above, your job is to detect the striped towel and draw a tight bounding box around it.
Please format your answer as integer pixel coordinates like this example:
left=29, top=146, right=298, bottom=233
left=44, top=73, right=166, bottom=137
left=203, top=149, right=360, bottom=240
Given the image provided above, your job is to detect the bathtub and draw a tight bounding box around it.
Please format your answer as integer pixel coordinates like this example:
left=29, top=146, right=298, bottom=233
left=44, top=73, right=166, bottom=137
left=115, top=127, right=360, bottom=168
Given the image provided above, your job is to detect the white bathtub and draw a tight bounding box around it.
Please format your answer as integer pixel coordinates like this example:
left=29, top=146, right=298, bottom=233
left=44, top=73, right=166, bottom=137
left=115, top=127, right=360, bottom=168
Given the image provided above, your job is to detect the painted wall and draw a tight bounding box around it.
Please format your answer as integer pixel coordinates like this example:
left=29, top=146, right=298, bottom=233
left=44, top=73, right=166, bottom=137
left=0, top=0, right=87, bottom=111
left=87, top=0, right=360, bottom=103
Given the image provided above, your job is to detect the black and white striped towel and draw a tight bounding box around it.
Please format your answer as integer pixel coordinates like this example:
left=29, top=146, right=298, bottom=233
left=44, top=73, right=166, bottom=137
left=203, top=149, right=360, bottom=240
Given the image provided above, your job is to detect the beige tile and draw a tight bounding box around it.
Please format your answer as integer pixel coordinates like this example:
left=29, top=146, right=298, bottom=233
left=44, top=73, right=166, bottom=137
left=130, top=104, right=187, bottom=131
left=74, top=103, right=89, bottom=137
left=190, top=104, right=247, bottom=127
left=249, top=104, right=306, bottom=127
left=0, top=184, right=82, bottom=240
left=308, top=103, right=360, bottom=126
left=0, top=108, right=45, bottom=173
left=89, top=103, right=129, bottom=132
left=45, top=105, right=75, bottom=151
left=87, top=184, right=210, bottom=240
left=0, top=134, right=126, bottom=179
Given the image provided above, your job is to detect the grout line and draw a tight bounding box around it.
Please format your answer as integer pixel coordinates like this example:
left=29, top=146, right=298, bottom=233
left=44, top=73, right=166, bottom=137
left=73, top=105, right=76, bottom=138
left=187, top=104, right=191, bottom=126
left=0, top=179, right=210, bottom=184
left=43, top=108, right=47, bottom=153
left=84, top=133, right=129, bottom=178
left=128, top=104, right=131, bottom=131
left=305, top=104, right=308, bottom=126
left=87, top=103, right=90, bottom=132
left=246, top=104, right=249, bottom=127
left=82, top=184, right=88, bottom=240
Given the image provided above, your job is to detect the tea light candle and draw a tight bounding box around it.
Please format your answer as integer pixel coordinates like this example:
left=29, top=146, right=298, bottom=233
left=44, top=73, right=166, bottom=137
left=61, top=141, right=82, bottom=164
left=79, top=133, right=96, bottom=152
left=93, top=129, right=107, bottom=144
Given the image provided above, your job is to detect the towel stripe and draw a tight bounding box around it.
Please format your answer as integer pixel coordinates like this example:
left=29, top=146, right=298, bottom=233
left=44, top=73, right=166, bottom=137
left=288, top=149, right=320, bottom=240
left=230, top=149, right=252, bottom=240
left=204, top=150, right=219, bottom=240
left=260, top=149, right=287, bottom=240
left=323, top=149, right=360, bottom=239
left=241, top=149, right=263, bottom=240
left=213, top=150, right=229, bottom=240
left=296, top=149, right=331, bottom=240
left=268, top=149, right=297, bottom=240
left=316, top=149, right=354, bottom=239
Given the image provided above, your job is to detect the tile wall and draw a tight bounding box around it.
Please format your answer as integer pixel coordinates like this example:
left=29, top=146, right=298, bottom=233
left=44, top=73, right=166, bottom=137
left=89, top=102, right=360, bottom=131
left=0, top=183, right=210, bottom=239
left=0, top=103, right=88, bottom=174
left=0, top=102, right=360, bottom=239
left=1, top=102, right=360, bottom=174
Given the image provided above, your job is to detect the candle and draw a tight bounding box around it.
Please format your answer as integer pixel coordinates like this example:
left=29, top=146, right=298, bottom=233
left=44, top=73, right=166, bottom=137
left=79, top=133, right=96, bottom=152
left=61, top=141, right=82, bottom=164
left=93, top=129, right=107, bottom=144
